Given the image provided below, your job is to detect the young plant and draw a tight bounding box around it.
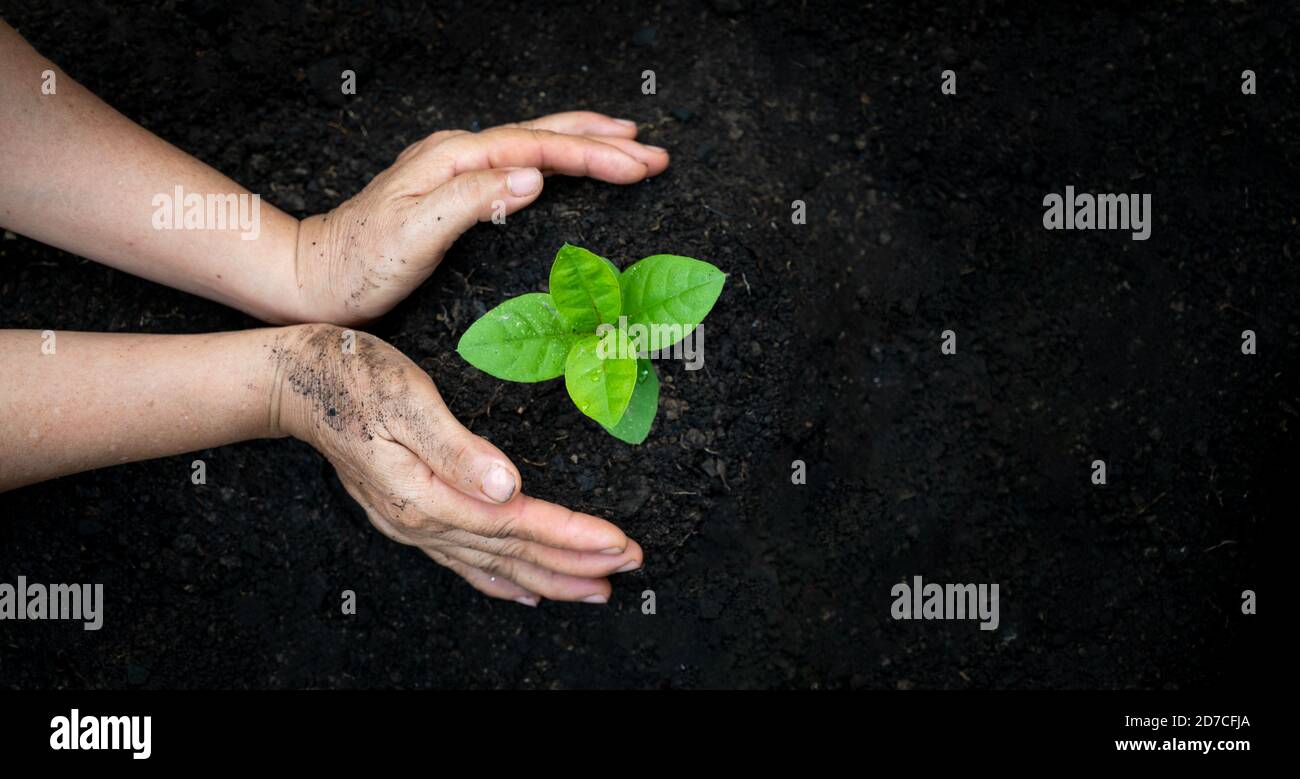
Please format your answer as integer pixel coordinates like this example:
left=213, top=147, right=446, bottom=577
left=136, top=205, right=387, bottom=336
left=456, top=244, right=725, bottom=444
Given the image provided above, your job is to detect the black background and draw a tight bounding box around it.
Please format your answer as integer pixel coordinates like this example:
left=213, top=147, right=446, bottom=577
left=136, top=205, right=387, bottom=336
left=0, top=0, right=1286, bottom=691
left=0, top=690, right=1273, bottom=764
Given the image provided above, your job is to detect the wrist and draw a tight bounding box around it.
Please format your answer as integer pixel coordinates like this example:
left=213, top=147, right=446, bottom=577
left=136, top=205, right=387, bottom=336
left=263, top=216, right=311, bottom=324
left=178, top=201, right=308, bottom=325
left=292, top=213, right=361, bottom=327
left=193, top=210, right=313, bottom=325
left=290, top=215, right=324, bottom=324
left=263, top=322, right=348, bottom=445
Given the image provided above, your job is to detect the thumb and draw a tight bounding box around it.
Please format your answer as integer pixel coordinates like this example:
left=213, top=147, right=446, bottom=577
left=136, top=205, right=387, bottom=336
left=415, top=166, right=544, bottom=256
left=393, top=380, right=522, bottom=504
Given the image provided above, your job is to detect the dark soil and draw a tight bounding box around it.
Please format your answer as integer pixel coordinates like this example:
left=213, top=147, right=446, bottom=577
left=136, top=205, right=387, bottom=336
left=0, top=0, right=1288, bottom=689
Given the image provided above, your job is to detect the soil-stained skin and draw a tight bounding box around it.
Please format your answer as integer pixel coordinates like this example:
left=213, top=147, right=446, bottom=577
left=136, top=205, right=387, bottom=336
left=266, top=325, right=403, bottom=446
left=318, top=210, right=384, bottom=314
left=301, top=183, right=422, bottom=321
left=266, top=325, right=477, bottom=498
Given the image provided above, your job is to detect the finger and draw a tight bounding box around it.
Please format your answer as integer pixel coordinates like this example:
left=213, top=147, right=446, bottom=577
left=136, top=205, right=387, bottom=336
left=387, top=375, right=523, bottom=505
left=431, top=528, right=643, bottom=578
left=408, top=166, right=545, bottom=257
left=341, top=470, right=542, bottom=606
left=437, top=545, right=612, bottom=603
left=584, top=135, right=669, bottom=176
left=339, top=474, right=417, bottom=547
left=502, top=111, right=639, bottom=138
left=425, top=127, right=651, bottom=184
left=398, top=129, right=472, bottom=162
left=423, top=547, right=540, bottom=606
left=403, top=476, right=630, bottom=553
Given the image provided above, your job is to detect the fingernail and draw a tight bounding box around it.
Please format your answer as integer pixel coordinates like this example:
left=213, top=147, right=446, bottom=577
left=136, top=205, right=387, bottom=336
left=646, top=144, right=668, bottom=153
left=514, top=595, right=539, bottom=607
left=582, top=594, right=608, bottom=604
left=616, top=560, right=641, bottom=573
left=507, top=167, right=542, bottom=196
left=614, top=118, right=637, bottom=127
left=482, top=463, right=517, bottom=503
left=600, top=546, right=625, bottom=556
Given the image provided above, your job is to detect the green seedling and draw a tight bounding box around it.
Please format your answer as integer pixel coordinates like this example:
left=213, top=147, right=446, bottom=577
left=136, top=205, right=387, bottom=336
left=457, top=244, right=725, bottom=444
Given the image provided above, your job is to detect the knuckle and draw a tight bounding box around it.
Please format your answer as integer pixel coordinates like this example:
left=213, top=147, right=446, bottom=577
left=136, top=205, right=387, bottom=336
left=496, top=538, right=527, bottom=561
left=438, top=436, right=475, bottom=479
left=526, top=127, right=554, bottom=145
left=396, top=140, right=423, bottom=161
left=481, top=555, right=514, bottom=581
left=391, top=509, right=427, bottom=533
left=426, top=129, right=465, bottom=145
left=559, top=508, right=580, bottom=544
left=449, top=174, right=486, bottom=207
left=425, top=520, right=454, bottom=539
left=423, top=546, right=452, bottom=568
left=532, top=570, right=569, bottom=600
left=482, top=513, right=518, bottom=541
left=384, top=497, right=427, bottom=532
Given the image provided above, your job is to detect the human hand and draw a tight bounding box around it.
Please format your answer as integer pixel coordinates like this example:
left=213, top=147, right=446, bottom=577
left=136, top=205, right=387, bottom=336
left=271, top=324, right=643, bottom=605
left=293, top=111, right=670, bottom=326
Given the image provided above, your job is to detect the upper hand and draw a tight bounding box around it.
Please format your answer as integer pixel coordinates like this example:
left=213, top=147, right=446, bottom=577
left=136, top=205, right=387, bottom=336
left=291, top=111, right=670, bottom=325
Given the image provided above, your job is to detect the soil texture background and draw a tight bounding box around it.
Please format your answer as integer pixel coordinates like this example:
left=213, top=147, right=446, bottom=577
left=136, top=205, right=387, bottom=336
left=0, top=0, right=1289, bottom=689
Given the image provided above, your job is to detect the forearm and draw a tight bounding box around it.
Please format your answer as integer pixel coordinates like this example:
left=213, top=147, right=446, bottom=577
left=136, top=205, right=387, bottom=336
left=0, top=20, right=303, bottom=322
left=0, top=327, right=295, bottom=491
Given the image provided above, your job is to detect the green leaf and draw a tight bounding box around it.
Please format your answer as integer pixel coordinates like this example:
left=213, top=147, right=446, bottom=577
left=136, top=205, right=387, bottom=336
left=549, top=244, right=622, bottom=331
left=564, top=332, right=637, bottom=428
left=602, top=359, right=659, bottom=444
left=457, top=293, right=578, bottom=382
left=620, top=254, right=725, bottom=353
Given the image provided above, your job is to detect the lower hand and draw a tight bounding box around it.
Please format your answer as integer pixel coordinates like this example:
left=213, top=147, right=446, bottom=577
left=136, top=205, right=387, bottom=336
left=271, top=324, right=643, bottom=605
